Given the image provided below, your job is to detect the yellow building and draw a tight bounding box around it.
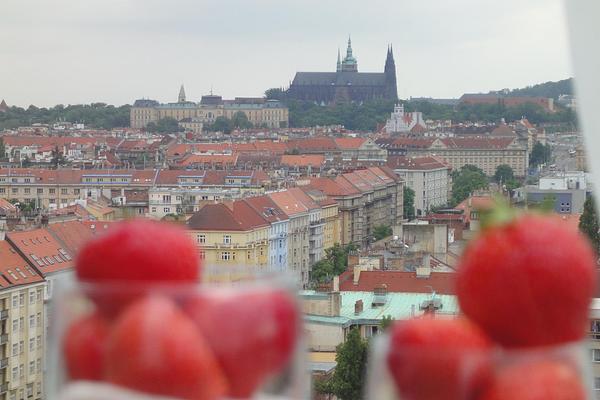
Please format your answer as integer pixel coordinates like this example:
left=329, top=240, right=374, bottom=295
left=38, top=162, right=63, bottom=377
left=0, top=242, right=46, bottom=400
left=187, top=202, right=270, bottom=269
left=131, top=87, right=289, bottom=130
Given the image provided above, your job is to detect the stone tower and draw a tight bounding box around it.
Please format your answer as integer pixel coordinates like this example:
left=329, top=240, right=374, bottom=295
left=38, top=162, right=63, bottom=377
left=178, top=84, right=186, bottom=103
left=384, top=45, right=398, bottom=100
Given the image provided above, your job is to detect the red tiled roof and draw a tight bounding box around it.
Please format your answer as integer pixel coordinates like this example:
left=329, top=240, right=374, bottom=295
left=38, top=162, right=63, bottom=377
left=387, top=156, right=450, bottom=171
left=177, top=153, right=238, bottom=167
left=490, top=124, right=517, bottom=137
left=6, top=228, right=75, bottom=275
left=338, top=269, right=456, bottom=295
left=0, top=198, right=17, bottom=213
left=287, top=187, right=320, bottom=211
left=392, top=138, right=436, bottom=148
left=334, top=137, right=367, bottom=150
left=46, top=220, right=94, bottom=256
left=286, top=137, right=338, bottom=152
left=0, top=241, right=44, bottom=288
left=280, top=155, right=325, bottom=168
left=439, top=137, right=516, bottom=149
left=267, top=191, right=309, bottom=217
left=232, top=200, right=269, bottom=229
left=340, top=173, right=374, bottom=193
left=187, top=203, right=245, bottom=231
left=242, top=196, right=289, bottom=223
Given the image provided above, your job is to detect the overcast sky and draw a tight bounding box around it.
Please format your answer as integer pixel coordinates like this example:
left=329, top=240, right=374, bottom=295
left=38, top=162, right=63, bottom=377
left=1, top=0, right=572, bottom=107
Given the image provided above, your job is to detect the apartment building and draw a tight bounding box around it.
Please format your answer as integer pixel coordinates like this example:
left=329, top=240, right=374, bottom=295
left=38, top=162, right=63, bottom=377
left=288, top=188, right=324, bottom=266
left=305, top=167, right=403, bottom=246
left=242, top=196, right=289, bottom=272
left=380, top=137, right=529, bottom=177
left=268, top=191, right=311, bottom=287
left=0, top=168, right=270, bottom=212
left=187, top=203, right=270, bottom=269
left=0, top=242, right=45, bottom=400
left=301, top=188, right=341, bottom=250
left=388, top=156, right=451, bottom=216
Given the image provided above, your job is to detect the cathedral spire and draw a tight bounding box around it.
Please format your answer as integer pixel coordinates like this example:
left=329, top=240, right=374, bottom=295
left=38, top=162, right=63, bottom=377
left=337, top=48, right=341, bottom=72
left=178, top=84, right=186, bottom=103
left=346, top=35, right=353, bottom=58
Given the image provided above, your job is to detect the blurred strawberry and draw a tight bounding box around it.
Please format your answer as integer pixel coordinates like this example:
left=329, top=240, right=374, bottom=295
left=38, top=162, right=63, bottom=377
left=184, top=288, right=299, bottom=398
left=456, top=213, right=597, bottom=347
left=387, top=317, right=492, bottom=400
left=105, top=296, right=227, bottom=400
left=479, top=359, right=586, bottom=400
left=63, top=311, right=110, bottom=381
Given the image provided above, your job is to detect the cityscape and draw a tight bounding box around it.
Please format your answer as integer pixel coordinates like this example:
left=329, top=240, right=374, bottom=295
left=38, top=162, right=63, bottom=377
left=1, top=1, right=598, bottom=399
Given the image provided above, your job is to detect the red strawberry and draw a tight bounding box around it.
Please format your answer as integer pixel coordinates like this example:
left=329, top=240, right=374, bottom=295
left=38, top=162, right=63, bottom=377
left=105, top=296, right=227, bottom=400
left=480, top=360, right=586, bottom=400
left=76, top=219, right=200, bottom=314
left=63, top=311, right=110, bottom=381
left=456, top=213, right=597, bottom=347
left=184, top=288, right=299, bottom=398
left=387, top=317, right=491, bottom=400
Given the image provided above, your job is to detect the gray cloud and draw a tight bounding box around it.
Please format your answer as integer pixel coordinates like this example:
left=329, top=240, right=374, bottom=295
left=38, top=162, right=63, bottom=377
left=0, top=0, right=571, bottom=107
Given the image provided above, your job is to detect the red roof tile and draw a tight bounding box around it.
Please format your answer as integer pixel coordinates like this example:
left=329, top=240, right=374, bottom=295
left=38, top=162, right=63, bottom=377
left=286, top=137, right=338, bottom=152
left=46, top=220, right=95, bottom=256
left=387, top=156, right=450, bottom=171
left=187, top=203, right=245, bottom=231
left=267, top=191, right=309, bottom=217
left=0, top=241, right=44, bottom=288
left=6, top=228, right=75, bottom=275
left=338, top=269, right=456, bottom=295
left=334, top=137, right=367, bottom=150
left=242, top=196, right=289, bottom=223
left=280, top=155, right=325, bottom=168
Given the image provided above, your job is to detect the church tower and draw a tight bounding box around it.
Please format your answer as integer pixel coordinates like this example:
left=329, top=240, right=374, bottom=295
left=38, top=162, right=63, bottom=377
left=384, top=45, right=398, bottom=100
left=178, top=84, right=186, bottom=103
left=340, top=36, right=358, bottom=72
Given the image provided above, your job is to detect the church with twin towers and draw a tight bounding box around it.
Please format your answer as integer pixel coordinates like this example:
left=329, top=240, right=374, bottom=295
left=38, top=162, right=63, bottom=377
left=286, top=37, right=398, bottom=104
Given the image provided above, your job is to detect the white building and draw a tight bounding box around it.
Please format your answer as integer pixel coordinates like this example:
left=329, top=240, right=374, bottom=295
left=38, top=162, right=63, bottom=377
left=148, top=187, right=245, bottom=219
left=539, top=171, right=588, bottom=191
left=384, top=104, right=427, bottom=134
left=388, top=156, right=451, bottom=217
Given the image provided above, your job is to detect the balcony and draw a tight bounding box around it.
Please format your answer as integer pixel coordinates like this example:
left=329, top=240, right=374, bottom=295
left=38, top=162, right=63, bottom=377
left=0, top=383, right=6, bottom=393
left=590, top=332, right=600, bottom=341
left=0, top=311, right=7, bottom=321
left=0, top=359, right=7, bottom=369
left=0, top=334, right=7, bottom=345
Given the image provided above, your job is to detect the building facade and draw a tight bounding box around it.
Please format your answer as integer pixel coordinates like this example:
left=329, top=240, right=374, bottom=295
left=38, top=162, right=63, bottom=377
left=287, top=38, right=397, bottom=104
left=388, top=156, right=451, bottom=216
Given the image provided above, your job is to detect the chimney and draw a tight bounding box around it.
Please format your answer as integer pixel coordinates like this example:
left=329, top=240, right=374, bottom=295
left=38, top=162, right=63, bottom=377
left=348, top=252, right=359, bottom=268
left=353, top=266, right=362, bottom=285
left=333, top=275, right=340, bottom=292
left=354, top=300, right=363, bottom=315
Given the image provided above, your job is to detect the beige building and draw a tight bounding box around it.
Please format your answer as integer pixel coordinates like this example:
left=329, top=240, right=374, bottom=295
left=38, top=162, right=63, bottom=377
left=385, top=137, right=529, bottom=178
left=589, top=299, right=600, bottom=397
left=187, top=202, right=270, bottom=269
left=130, top=88, right=289, bottom=130
left=388, top=156, right=451, bottom=216
left=0, top=242, right=46, bottom=400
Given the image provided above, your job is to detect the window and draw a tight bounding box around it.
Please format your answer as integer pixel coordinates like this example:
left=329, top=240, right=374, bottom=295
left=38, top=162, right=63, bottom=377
left=12, top=343, right=18, bottom=356
left=36, top=288, right=42, bottom=302
left=36, top=312, right=41, bottom=326
left=19, top=364, right=24, bottom=378
left=12, top=319, right=18, bottom=331
left=36, top=336, right=41, bottom=349
left=592, top=349, right=600, bottom=363
left=199, top=251, right=205, bottom=260
left=197, top=234, right=206, bottom=244
left=164, top=207, right=170, bottom=213
left=24, top=188, right=30, bottom=194
left=29, top=291, right=35, bottom=304
left=223, top=235, right=231, bottom=244
left=12, top=367, right=18, bottom=380
left=595, top=377, right=600, bottom=391
left=12, top=188, right=18, bottom=194
left=10, top=391, right=16, bottom=400
left=29, top=338, right=35, bottom=352
left=29, top=315, right=35, bottom=329
left=0, top=188, right=4, bottom=194
left=19, top=293, right=24, bottom=306
left=61, top=188, right=68, bottom=195
left=247, top=251, right=251, bottom=260
left=74, top=188, right=80, bottom=195
left=12, top=295, right=18, bottom=308
left=151, top=207, right=156, bottom=212
left=221, top=252, right=231, bottom=261
left=19, top=317, right=23, bottom=331
left=26, top=385, right=32, bottom=398
left=36, top=383, right=41, bottom=395
left=29, top=361, right=35, bottom=375
left=19, top=340, right=23, bottom=354
left=49, top=188, right=55, bottom=194
left=36, top=359, right=41, bottom=373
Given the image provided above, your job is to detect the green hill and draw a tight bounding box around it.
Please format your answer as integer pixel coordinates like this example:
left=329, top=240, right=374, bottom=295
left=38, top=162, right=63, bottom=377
left=493, top=78, right=573, bottom=100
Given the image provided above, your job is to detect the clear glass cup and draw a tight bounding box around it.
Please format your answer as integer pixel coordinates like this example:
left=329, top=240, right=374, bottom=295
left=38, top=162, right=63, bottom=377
left=366, top=332, right=595, bottom=400
left=48, top=269, right=309, bottom=400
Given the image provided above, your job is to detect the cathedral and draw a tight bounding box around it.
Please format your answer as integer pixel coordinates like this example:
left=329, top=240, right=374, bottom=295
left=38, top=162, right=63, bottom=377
left=286, top=37, right=398, bottom=104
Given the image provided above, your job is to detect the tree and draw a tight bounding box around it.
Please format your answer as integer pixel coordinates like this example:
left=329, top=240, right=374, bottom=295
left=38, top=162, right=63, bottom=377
left=494, top=164, right=514, bottom=183
left=372, top=224, right=392, bottom=241
left=580, top=196, right=600, bottom=253
left=450, top=165, right=489, bottom=206
left=403, top=186, right=415, bottom=220
left=51, top=145, right=65, bottom=168
left=310, top=259, right=335, bottom=284
left=207, top=116, right=234, bottom=134
left=145, top=122, right=158, bottom=133
left=530, top=142, right=552, bottom=167
left=231, top=111, right=253, bottom=129
left=155, top=117, right=183, bottom=133
left=0, top=137, right=5, bottom=159
left=318, top=327, right=368, bottom=400
left=380, top=315, right=394, bottom=331
left=265, top=88, right=286, bottom=101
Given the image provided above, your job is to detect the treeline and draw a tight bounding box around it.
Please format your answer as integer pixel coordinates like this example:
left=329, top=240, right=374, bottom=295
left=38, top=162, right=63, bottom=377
left=0, top=103, right=131, bottom=130
left=286, top=98, right=577, bottom=130
left=498, top=78, right=573, bottom=99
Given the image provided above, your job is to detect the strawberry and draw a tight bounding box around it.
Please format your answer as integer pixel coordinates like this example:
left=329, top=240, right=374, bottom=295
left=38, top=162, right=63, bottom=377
left=105, top=296, right=227, bottom=400
left=63, top=311, right=110, bottom=381
left=387, top=317, right=491, bottom=400
left=75, top=219, right=200, bottom=315
left=456, top=213, right=597, bottom=347
left=479, top=359, right=586, bottom=400
left=184, top=288, right=299, bottom=398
